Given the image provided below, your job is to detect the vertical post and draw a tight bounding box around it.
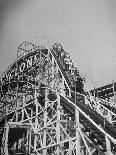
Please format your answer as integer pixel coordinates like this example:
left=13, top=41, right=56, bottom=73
left=34, top=88, right=38, bottom=152
left=15, top=61, right=19, bottom=125
left=105, top=135, right=112, bottom=154
left=31, top=108, right=33, bottom=118
left=26, top=128, right=30, bottom=154
left=43, top=87, right=48, bottom=155
left=93, top=86, right=96, bottom=101
left=69, top=117, right=72, bottom=155
left=56, top=63, right=59, bottom=93
left=43, top=49, right=49, bottom=154
left=61, top=78, right=65, bottom=96
left=75, top=82, right=81, bottom=155
left=6, top=102, right=8, bottom=116
left=22, top=95, right=25, bottom=121
left=91, top=81, right=96, bottom=100
left=0, top=78, right=1, bottom=99
left=107, top=111, right=112, bottom=124
left=56, top=92, right=61, bottom=155
left=75, top=109, right=81, bottom=154
left=4, top=124, right=9, bottom=155
left=51, top=55, right=55, bottom=89
left=29, top=128, right=31, bottom=154
left=16, top=111, right=18, bottom=122
left=69, top=88, right=71, bottom=98
left=113, top=80, right=116, bottom=103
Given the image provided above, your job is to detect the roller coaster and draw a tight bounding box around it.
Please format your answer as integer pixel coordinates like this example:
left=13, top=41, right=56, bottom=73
left=0, top=41, right=116, bottom=155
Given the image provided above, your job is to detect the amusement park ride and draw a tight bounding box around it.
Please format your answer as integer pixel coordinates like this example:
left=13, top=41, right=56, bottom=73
left=0, top=41, right=116, bottom=155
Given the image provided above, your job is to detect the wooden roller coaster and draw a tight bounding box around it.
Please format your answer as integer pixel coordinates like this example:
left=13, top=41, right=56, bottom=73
left=0, top=41, right=116, bottom=155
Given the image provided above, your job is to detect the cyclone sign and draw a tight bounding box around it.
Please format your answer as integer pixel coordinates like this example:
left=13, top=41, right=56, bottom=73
left=1, top=48, right=48, bottom=85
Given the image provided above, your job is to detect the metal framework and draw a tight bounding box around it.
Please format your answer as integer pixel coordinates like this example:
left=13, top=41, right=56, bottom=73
left=0, top=41, right=116, bottom=155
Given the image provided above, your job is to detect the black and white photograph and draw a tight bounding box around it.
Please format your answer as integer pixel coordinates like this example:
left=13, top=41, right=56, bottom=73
left=0, top=0, right=116, bottom=154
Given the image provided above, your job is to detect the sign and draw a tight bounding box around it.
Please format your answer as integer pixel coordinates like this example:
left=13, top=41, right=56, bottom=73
left=1, top=49, right=48, bottom=84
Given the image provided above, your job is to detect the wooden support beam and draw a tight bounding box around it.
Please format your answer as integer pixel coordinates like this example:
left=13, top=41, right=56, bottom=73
left=56, top=92, right=61, bottom=155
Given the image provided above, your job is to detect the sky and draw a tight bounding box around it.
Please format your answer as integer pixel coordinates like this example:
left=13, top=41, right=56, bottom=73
left=0, top=0, right=116, bottom=89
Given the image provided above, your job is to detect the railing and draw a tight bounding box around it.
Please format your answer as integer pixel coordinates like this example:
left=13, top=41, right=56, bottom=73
left=71, top=87, right=116, bottom=126
left=59, top=92, right=116, bottom=144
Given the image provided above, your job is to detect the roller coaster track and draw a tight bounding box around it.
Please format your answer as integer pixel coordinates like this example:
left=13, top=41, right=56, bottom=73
left=0, top=41, right=116, bottom=154
left=90, top=82, right=116, bottom=100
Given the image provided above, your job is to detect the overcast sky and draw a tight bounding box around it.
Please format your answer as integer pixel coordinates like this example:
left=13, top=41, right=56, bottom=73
left=0, top=0, right=116, bottom=89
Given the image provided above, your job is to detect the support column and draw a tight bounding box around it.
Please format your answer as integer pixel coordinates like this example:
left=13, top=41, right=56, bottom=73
left=69, top=117, right=72, bottom=155
left=56, top=92, right=61, bottom=155
left=51, top=56, right=55, bottom=90
left=22, top=95, right=25, bottom=121
left=43, top=88, right=48, bottom=155
left=105, top=135, right=112, bottom=155
left=16, top=111, right=18, bottom=122
left=34, top=89, right=38, bottom=152
left=61, top=78, right=65, bottom=96
left=75, top=108, right=81, bottom=155
left=29, top=128, right=31, bottom=154
left=4, top=124, right=9, bottom=155
left=75, top=82, right=81, bottom=155
left=107, top=111, right=112, bottom=124
left=26, top=128, right=30, bottom=154
left=113, top=80, right=116, bottom=103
